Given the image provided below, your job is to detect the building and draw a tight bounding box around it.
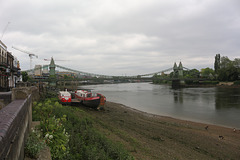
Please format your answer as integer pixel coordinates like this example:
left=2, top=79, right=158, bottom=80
left=34, top=65, right=42, bottom=76
left=12, top=56, right=21, bottom=87
left=42, top=65, right=49, bottom=74
left=0, top=40, right=8, bottom=91
left=0, top=40, right=21, bottom=91
left=57, top=72, right=77, bottom=79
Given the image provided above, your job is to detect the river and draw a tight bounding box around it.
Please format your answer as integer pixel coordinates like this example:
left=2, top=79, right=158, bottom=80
left=81, top=83, right=240, bottom=129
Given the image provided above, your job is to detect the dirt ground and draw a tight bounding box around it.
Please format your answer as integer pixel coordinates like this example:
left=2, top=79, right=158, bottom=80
left=81, top=101, right=240, bottom=160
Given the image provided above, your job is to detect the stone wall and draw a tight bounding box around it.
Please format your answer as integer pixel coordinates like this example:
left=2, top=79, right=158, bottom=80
left=0, top=92, right=12, bottom=110
left=0, top=86, right=40, bottom=160
left=12, top=86, right=40, bottom=102
left=0, top=95, right=32, bottom=160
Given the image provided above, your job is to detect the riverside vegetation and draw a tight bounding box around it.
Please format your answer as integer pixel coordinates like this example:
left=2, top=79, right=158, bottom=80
left=25, top=97, right=134, bottom=160
left=24, top=93, right=240, bottom=159
left=153, top=54, right=240, bottom=86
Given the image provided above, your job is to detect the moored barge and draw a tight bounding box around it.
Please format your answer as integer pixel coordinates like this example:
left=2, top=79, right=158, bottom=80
left=75, top=90, right=106, bottom=109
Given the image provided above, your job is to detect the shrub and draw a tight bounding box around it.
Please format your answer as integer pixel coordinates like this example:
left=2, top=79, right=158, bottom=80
left=33, top=100, right=70, bottom=159
left=33, top=99, right=134, bottom=160
left=25, top=130, right=46, bottom=159
left=234, top=81, right=240, bottom=85
left=200, top=81, right=219, bottom=85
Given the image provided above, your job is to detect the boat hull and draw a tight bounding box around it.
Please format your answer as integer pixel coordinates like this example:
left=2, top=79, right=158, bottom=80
left=82, top=98, right=100, bottom=108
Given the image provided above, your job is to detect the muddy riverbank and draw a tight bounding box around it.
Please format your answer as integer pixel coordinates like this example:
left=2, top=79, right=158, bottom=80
left=81, top=101, right=240, bottom=160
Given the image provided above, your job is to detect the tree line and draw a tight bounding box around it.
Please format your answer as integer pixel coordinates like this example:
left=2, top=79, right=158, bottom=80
left=214, top=54, right=240, bottom=81
left=153, top=54, right=240, bottom=84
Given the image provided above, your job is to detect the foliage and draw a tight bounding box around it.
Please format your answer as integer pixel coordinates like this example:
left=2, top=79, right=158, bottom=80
left=234, top=81, right=240, bottom=85
left=214, top=54, right=221, bottom=73
left=63, top=75, right=74, bottom=80
left=24, top=129, right=46, bottom=159
left=200, top=81, right=219, bottom=85
left=33, top=99, right=134, bottom=160
left=152, top=74, right=169, bottom=84
left=153, top=54, right=240, bottom=84
left=184, top=69, right=200, bottom=78
left=201, top=68, right=214, bottom=79
left=33, top=100, right=70, bottom=159
left=217, top=56, right=240, bottom=81
left=21, top=71, right=29, bottom=82
left=185, top=80, right=199, bottom=85
left=52, top=104, right=134, bottom=160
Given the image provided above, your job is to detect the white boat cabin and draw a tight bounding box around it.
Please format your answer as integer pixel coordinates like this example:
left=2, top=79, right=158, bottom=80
left=59, top=91, right=71, bottom=98
left=75, top=90, right=99, bottom=98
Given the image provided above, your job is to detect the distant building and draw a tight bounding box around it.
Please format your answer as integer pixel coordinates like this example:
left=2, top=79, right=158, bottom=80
left=13, top=57, right=21, bottom=87
left=42, top=65, right=48, bottom=74
left=0, top=40, right=8, bottom=91
left=34, top=65, right=42, bottom=76
left=57, top=71, right=77, bottom=79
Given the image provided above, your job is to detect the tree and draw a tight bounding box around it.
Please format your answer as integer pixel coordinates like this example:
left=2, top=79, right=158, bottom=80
left=184, top=69, right=200, bottom=78
left=233, top=58, right=240, bottom=68
left=214, top=54, right=221, bottom=73
left=21, top=71, right=29, bottom=82
left=217, top=56, right=240, bottom=81
left=201, top=68, right=214, bottom=78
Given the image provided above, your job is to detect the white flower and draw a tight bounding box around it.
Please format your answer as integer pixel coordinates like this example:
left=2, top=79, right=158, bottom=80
left=49, top=135, right=53, bottom=139
left=45, top=133, right=49, bottom=138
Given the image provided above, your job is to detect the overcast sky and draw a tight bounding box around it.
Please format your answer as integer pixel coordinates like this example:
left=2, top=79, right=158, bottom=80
left=1, top=0, right=240, bottom=76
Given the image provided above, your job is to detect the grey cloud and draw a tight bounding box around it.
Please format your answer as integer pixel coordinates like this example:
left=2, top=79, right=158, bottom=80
left=1, top=0, right=240, bottom=76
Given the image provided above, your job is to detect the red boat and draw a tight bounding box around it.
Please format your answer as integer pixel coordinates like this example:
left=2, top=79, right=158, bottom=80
left=58, top=90, right=72, bottom=104
left=75, top=90, right=106, bottom=109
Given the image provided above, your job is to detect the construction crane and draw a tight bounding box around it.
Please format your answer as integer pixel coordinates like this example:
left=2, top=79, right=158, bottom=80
left=12, top=46, right=38, bottom=71
left=1, top=22, right=10, bottom=40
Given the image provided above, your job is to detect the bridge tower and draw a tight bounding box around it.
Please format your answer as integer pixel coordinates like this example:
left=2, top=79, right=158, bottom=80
left=49, top=57, right=56, bottom=87
left=172, top=61, right=184, bottom=88
left=173, top=62, right=184, bottom=78
left=49, top=57, right=56, bottom=77
left=178, top=61, right=183, bottom=77
left=173, top=62, right=178, bottom=77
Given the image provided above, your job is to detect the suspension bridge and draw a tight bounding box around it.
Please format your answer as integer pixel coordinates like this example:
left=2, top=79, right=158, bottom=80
left=24, top=57, right=189, bottom=79
left=22, top=58, right=197, bottom=88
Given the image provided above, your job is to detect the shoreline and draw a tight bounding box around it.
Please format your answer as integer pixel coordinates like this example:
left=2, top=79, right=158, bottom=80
left=83, top=101, right=240, bottom=159
left=108, top=101, right=239, bottom=130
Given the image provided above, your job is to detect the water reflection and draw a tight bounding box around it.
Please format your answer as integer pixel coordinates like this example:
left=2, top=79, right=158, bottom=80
left=215, top=88, right=240, bottom=109
left=173, top=89, right=183, bottom=104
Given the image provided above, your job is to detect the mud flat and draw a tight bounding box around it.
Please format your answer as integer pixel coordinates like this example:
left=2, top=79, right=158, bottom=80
left=82, top=101, right=240, bottom=160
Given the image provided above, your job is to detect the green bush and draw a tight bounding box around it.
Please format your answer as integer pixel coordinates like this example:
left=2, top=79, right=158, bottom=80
left=33, top=99, right=134, bottom=160
left=25, top=130, right=46, bottom=159
left=200, top=81, right=219, bottom=85
left=234, top=81, right=240, bottom=85
left=33, top=100, right=70, bottom=159
left=52, top=105, right=134, bottom=160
